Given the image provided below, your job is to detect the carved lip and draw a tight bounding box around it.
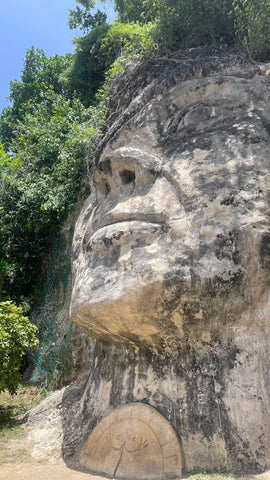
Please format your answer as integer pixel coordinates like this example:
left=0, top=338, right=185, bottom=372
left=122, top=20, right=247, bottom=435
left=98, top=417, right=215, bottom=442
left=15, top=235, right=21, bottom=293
left=87, top=212, right=166, bottom=243
left=84, top=216, right=165, bottom=252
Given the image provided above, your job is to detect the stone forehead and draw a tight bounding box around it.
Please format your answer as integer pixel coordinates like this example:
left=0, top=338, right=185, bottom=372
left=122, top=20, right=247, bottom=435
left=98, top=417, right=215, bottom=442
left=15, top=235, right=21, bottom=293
left=97, top=49, right=261, bottom=159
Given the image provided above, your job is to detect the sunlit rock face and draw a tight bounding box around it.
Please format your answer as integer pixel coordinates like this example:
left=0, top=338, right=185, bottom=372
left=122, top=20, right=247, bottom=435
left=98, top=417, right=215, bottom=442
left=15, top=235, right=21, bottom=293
left=71, top=51, right=269, bottom=350
left=67, top=50, right=270, bottom=475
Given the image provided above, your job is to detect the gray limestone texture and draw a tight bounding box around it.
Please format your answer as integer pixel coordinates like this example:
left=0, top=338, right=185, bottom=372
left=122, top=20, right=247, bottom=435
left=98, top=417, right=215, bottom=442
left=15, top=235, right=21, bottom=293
left=67, top=49, right=270, bottom=477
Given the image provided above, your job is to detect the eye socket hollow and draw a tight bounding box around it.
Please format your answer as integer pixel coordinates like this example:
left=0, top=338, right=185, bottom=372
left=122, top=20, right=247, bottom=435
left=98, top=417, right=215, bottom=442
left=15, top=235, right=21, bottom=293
left=119, top=169, right=135, bottom=185
left=98, top=159, right=112, bottom=175
left=97, top=180, right=110, bottom=198
left=104, top=182, right=111, bottom=196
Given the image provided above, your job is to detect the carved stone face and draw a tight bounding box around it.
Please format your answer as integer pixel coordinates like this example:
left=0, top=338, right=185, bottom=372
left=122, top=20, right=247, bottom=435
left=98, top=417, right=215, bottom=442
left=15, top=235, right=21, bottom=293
left=71, top=62, right=270, bottom=348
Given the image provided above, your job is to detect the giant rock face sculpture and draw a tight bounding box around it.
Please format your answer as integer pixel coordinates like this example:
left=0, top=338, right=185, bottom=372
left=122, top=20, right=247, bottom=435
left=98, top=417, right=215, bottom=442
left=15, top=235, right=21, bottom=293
left=69, top=51, right=270, bottom=476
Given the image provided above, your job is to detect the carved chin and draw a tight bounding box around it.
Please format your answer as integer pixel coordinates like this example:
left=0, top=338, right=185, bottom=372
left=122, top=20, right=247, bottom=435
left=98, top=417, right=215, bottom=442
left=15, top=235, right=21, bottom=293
left=70, top=256, right=247, bottom=350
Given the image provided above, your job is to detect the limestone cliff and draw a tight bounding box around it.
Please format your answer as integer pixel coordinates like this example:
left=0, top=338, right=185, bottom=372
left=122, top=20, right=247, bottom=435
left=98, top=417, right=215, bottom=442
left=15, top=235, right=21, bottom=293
left=29, top=48, right=270, bottom=478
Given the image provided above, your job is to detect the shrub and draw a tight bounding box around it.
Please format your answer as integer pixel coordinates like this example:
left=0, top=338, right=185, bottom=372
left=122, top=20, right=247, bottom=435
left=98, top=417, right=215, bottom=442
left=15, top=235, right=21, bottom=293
left=0, top=301, right=39, bottom=394
left=233, top=0, right=270, bottom=60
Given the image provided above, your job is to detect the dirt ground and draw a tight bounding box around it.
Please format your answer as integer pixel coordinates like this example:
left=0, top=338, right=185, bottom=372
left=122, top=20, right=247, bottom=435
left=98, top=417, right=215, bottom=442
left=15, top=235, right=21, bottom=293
left=0, top=461, right=108, bottom=480
left=1, top=432, right=270, bottom=480
left=1, top=463, right=270, bottom=480
left=1, top=425, right=270, bottom=480
left=0, top=422, right=107, bottom=480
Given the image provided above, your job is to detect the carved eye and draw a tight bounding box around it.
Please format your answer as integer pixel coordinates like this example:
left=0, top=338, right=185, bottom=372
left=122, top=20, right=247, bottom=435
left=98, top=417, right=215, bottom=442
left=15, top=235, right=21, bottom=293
left=103, top=182, right=111, bottom=196
left=183, top=106, right=213, bottom=127
left=119, top=169, right=135, bottom=185
left=98, top=159, right=112, bottom=175
left=96, top=179, right=111, bottom=201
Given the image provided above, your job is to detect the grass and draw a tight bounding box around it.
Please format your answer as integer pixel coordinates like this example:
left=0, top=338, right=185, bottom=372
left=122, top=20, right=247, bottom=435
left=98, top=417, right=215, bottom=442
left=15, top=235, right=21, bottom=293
left=187, top=475, right=255, bottom=480
left=0, top=385, right=41, bottom=431
left=0, top=384, right=46, bottom=464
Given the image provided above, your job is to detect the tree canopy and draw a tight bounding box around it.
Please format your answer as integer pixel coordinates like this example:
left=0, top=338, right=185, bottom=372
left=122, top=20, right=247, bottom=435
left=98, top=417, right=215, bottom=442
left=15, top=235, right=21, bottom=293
left=68, top=0, right=107, bottom=31
left=0, top=48, right=104, bottom=301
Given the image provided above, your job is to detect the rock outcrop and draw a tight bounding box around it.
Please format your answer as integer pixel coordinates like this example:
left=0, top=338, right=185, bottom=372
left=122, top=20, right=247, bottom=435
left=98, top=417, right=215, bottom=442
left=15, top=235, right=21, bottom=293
left=65, top=49, right=270, bottom=477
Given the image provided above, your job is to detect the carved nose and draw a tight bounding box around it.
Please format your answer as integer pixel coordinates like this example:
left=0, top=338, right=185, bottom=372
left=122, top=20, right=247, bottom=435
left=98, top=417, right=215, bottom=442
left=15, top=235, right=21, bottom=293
left=99, top=175, right=183, bottom=225
left=95, top=158, right=157, bottom=203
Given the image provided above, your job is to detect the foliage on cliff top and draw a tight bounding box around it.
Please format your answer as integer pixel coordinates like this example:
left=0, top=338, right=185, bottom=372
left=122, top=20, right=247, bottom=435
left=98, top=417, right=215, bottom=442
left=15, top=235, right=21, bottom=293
left=115, top=0, right=235, bottom=50
left=112, top=0, right=270, bottom=59
left=232, top=0, right=270, bottom=60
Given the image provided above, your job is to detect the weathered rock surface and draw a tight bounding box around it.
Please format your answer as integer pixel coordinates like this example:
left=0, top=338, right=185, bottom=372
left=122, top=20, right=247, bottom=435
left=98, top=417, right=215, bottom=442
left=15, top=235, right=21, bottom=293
left=50, top=49, right=270, bottom=477
left=25, top=389, right=65, bottom=462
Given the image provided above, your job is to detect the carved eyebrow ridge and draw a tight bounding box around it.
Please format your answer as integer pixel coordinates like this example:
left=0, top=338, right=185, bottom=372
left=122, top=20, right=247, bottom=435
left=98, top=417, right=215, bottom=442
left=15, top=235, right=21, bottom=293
left=165, top=98, right=240, bottom=134
left=97, top=148, right=161, bottom=174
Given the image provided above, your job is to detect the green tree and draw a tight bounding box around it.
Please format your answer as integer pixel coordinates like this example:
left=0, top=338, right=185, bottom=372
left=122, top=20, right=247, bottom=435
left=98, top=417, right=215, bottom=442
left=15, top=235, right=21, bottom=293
left=68, top=0, right=107, bottom=32
left=0, top=96, right=103, bottom=300
left=66, top=21, right=156, bottom=107
left=100, top=21, right=156, bottom=68
left=114, top=0, right=158, bottom=23
left=0, top=48, right=73, bottom=149
left=152, top=0, right=235, bottom=51
left=0, top=301, right=38, bottom=394
left=64, top=24, right=110, bottom=106
left=233, top=0, right=270, bottom=59
left=0, top=145, right=22, bottom=298
left=0, top=49, right=104, bottom=301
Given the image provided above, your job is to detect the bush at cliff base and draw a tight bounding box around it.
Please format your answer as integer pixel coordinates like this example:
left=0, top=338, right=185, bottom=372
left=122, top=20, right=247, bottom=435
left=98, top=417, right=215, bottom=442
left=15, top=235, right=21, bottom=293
left=0, top=301, right=39, bottom=394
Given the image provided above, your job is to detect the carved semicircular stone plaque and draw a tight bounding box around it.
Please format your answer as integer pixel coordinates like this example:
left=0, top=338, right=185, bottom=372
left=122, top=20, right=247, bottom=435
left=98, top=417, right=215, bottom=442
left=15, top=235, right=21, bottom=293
left=80, top=402, right=182, bottom=479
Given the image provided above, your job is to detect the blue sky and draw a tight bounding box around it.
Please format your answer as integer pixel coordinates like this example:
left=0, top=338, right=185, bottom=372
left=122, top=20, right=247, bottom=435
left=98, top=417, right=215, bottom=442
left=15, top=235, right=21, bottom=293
left=0, top=0, right=115, bottom=112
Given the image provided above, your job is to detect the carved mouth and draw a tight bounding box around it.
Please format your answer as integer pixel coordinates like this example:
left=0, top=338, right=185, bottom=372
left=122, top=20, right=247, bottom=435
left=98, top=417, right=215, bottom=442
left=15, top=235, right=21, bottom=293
left=85, top=210, right=165, bottom=241
left=83, top=218, right=165, bottom=254
left=91, top=211, right=165, bottom=235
